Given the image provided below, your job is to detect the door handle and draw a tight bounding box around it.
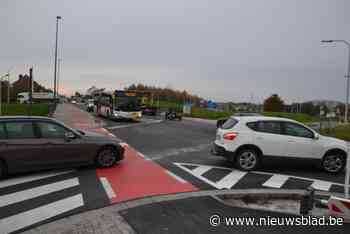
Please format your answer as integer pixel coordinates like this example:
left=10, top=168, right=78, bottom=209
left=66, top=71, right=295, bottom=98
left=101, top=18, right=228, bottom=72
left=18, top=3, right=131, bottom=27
left=288, top=140, right=295, bottom=143
left=256, top=137, right=264, bottom=140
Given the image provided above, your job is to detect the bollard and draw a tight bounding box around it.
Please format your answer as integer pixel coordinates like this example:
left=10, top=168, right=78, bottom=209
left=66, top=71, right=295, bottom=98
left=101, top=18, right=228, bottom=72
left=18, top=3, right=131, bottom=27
left=300, top=186, right=315, bottom=215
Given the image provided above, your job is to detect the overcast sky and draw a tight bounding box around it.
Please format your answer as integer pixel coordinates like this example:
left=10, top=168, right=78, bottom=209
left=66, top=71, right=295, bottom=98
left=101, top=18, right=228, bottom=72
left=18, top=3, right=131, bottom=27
left=1, top=0, right=350, bottom=103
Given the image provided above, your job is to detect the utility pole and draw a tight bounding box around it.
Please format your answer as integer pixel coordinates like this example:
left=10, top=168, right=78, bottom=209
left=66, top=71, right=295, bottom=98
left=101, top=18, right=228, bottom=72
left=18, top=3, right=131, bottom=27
left=0, top=73, right=9, bottom=115
left=7, top=72, right=10, bottom=105
left=57, top=58, right=61, bottom=98
left=321, top=40, right=350, bottom=123
left=54, top=16, right=62, bottom=102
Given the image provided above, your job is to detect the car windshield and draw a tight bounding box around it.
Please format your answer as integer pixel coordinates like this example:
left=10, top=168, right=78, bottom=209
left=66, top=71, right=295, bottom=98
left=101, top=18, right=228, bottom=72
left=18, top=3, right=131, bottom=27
left=3, top=2, right=349, bottom=233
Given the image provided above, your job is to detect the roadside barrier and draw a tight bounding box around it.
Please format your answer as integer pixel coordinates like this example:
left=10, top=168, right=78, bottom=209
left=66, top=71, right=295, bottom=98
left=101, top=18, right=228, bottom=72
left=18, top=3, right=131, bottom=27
left=327, top=196, right=350, bottom=223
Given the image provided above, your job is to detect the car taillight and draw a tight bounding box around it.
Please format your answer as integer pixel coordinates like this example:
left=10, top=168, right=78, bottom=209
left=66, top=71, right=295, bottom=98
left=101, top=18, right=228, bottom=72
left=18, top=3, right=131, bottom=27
left=223, top=132, right=238, bottom=140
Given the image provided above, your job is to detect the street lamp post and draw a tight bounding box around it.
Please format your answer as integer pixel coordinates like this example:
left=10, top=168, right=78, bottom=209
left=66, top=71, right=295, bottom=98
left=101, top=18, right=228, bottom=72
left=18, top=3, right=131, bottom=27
left=321, top=40, right=350, bottom=124
left=322, top=40, right=350, bottom=199
left=0, top=73, right=9, bottom=116
left=54, top=16, right=62, bottom=102
left=57, top=58, right=61, bottom=98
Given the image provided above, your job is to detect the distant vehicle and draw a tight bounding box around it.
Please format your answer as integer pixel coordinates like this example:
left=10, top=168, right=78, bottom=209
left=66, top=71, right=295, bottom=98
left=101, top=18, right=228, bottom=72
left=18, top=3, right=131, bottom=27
left=71, top=100, right=77, bottom=104
left=0, top=116, right=124, bottom=179
left=141, top=105, right=157, bottom=116
left=17, top=92, right=54, bottom=104
left=165, top=110, right=182, bottom=120
left=94, top=91, right=142, bottom=121
left=86, top=99, right=95, bottom=112
left=212, top=116, right=348, bottom=173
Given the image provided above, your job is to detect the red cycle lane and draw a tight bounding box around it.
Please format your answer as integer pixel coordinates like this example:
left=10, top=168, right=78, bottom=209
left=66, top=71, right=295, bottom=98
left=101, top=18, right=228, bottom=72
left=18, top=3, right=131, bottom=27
left=96, top=143, right=198, bottom=204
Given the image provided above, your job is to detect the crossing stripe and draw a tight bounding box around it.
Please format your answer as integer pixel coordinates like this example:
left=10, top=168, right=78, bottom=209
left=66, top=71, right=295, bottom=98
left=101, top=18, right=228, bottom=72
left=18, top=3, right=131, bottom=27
left=262, top=175, right=289, bottom=188
left=192, top=165, right=212, bottom=176
left=0, top=194, right=84, bottom=234
left=0, top=170, right=74, bottom=189
left=100, top=177, right=116, bottom=199
left=215, top=171, right=247, bottom=189
left=0, top=178, right=79, bottom=208
left=311, top=180, right=333, bottom=191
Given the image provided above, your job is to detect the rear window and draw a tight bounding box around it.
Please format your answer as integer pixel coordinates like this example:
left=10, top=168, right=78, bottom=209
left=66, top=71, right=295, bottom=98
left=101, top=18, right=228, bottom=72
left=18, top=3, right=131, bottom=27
left=221, top=118, right=238, bottom=129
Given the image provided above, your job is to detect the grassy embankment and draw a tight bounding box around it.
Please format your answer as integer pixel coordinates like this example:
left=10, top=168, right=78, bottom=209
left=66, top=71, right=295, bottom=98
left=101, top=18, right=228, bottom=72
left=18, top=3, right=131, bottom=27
left=1, top=103, right=50, bottom=116
left=320, top=125, right=350, bottom=141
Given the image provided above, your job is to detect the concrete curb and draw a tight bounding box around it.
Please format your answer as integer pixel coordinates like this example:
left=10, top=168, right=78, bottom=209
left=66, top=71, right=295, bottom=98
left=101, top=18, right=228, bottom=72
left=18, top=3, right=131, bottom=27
left=183, top=117, right=217, bottom=125
left=90, top=188, right=344, bottom=213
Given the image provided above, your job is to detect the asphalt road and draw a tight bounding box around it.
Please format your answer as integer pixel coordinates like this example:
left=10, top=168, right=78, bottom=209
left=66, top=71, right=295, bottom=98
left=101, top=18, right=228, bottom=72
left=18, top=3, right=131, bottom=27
left=109, top=118, right=348, bottom=193
left=1, top=109, right=348, bottom=233
left=121, top=196, right=349, bottom=234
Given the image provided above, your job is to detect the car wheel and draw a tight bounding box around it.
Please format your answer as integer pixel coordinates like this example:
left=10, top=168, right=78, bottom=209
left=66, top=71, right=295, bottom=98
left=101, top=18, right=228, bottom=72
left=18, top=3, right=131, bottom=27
left=0, top=160, right=7, bottom=180
left=235, top=149, right=260, bottom=171
left=95, top=147, right=118, bottom=168
left=322, top=153, right=346, bottom=174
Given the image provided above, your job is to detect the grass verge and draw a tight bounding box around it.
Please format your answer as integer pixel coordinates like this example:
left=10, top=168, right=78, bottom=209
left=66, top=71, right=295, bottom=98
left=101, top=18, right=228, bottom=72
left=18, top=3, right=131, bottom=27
left=320, top=124, right=350, bottom=141
left=1, top=103, right=50, bottom=116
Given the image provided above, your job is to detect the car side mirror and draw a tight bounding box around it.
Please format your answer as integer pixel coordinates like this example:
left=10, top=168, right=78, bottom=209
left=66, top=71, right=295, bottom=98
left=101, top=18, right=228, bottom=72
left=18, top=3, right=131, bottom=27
left=65, top=132, right=76, bottom=141
left=313, top=133, right=320, bottom=140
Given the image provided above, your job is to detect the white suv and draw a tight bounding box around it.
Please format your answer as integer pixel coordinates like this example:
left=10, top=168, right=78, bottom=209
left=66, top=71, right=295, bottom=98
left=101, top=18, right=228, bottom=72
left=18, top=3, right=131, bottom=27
left=212, top=116, right=348, bottom=173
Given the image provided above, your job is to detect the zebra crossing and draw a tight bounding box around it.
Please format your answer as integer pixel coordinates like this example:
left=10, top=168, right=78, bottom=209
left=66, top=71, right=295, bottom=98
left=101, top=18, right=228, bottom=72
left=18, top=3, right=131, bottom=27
left=174, top=162, right=346, bottom=193
left=0, top=170, right=84, bottom=234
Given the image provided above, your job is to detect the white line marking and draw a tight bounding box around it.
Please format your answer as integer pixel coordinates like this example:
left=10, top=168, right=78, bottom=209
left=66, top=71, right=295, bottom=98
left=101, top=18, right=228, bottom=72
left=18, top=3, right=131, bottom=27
left=174, top=163, right=224, bottom=189
left=137, top=152, right=151, bottom=160
left=0, top=194, right=84, bottom=234
left=100, top=177, right=116, bottom=199
left=166, top=170, right=187, bottom=183
left=263, top=174, right=289, bottom=188
left=120, top=142, right=129, bottom=147
left=174, top=162, right=344, bottom=187
left=0, top=170, right=75, bottom=189
left=192, top=165, right=212, bottom=176
left=107, top=120, right=163, bottom=130
left=311, top=180, right=333, bottom=191
left=0, top=178, right=79, bottom=208
left=216, top=171, right=247, bottom=189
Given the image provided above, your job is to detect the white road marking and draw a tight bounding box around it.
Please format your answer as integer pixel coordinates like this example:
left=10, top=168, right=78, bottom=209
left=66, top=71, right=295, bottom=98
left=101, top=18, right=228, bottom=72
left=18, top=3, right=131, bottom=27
left=311, top=180, right=333, bottom=191
left=215, top=171, right=247, bottom=189
left=107, top=120, right=163, bottom=130
left=174, top=162, right=346, bottom=190
left=137, top=152, right=151, bottom=161
left=263, top=174, right=289, bottom=188
left=0, top=170, right=75, bottom=189
left=174, top=163, right=229, bottom=189
left=0, top=178, right=79, bottom=208
left=120, top=142, right=129, bottom=147
left=0, top=194, right=84, bottom=234
left=166, top=170, right=187, bottom=183
left=100, top=177, right=116, bottom=199
left=192, top=165, right=212, bottom=176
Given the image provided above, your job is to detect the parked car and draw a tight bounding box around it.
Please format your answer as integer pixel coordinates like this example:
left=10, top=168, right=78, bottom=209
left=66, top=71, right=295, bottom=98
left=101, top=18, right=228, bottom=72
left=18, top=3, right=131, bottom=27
left=212, top=116, right=348, bottom=173
left=0, top=116, right=124, bottom=179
